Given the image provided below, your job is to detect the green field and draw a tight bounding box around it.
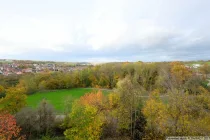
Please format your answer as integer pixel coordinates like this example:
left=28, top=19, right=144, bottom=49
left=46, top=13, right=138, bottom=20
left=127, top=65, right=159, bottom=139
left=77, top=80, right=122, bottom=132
left=184, top=61, right=210, bottom=66
left=27, top=88, right=110, bottom=112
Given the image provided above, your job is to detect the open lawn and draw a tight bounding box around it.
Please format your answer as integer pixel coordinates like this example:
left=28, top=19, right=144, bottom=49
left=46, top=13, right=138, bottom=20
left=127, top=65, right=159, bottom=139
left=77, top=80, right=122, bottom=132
left=27, top=88, right=110, bottom=112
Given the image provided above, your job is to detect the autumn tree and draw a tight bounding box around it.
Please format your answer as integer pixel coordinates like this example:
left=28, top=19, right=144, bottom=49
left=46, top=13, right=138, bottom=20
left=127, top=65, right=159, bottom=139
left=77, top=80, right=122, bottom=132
left=115, top=76, right=145, bottom=139
left=79, top=69, right=91, bottom=87
left=186, top=87, right=210, bottom=135
left=0, top=113, right=24, bottom=140
left=80, top=90, right=104, bottom=108
left=184, top=76, right=204, bottom=94
left=143, top=88, right=210, bottom=138
left=18, top=74, right=37, bottom=94
left=157, top=62, right=194, bottom=92
left=88, top=66, right=100, bottom=88
left=98, top=64, right=117, bottom=88
left=64, top=91, right=105, bottom=140
left=135, top=63, right=159, bottom=91
left=170, top=61, right=192, bottom=88
left=64, top=73, right=74, bottom=89
left=100, top=93, right=120, bottom=139
left=0, top=87, right=27, bottom=114
left=165, top=90, right=193, bottom=136
left=143, top=90, right=167, bottom=139
left=164, top=89, right=210, bottom=136
left=156, top=63, right=171, bottom=92
left=199, top=63, right=210, bottom=78
left=0, top=85, right=5, bottom=98
left=108, top=92, right=120, bottom=110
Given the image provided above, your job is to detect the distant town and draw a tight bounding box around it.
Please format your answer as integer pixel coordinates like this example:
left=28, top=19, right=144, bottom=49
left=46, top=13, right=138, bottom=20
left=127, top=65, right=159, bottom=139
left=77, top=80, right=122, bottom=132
left=0, top=59, right=92, bottom=76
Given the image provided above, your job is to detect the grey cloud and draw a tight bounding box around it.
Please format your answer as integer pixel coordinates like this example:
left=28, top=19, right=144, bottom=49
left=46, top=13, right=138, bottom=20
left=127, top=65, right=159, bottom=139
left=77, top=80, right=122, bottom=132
left=0, top=0, right=210, bottom=62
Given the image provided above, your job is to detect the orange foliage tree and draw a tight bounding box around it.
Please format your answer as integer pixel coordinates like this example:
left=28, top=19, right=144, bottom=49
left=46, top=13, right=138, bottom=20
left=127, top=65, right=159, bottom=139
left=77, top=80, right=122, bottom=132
left=80, top=90, right=104, bottom=107
left=0, top=113, right=24, bottom=140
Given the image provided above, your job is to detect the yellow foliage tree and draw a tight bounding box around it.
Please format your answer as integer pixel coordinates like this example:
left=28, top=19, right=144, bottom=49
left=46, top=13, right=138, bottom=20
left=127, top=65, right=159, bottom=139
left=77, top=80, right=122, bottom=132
left=170, top=61, right=192, bottom=86
left=143, top=90, right=167, bottom=139
left=166, top=90, right=192, bottom=135
left=143, top=88, right=210, bottom=138
left=0, top=87, right=27, bottom=114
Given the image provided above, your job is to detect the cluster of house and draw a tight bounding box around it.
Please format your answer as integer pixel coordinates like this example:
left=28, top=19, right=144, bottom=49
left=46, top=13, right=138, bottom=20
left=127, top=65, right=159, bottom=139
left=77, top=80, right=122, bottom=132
left=0, top=62, right=91, bottom=76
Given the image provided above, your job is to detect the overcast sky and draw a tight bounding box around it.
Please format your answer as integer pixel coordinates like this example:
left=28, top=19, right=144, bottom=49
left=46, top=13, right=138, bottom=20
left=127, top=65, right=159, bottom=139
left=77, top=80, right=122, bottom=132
left=0, top=0, right=210, bottom=62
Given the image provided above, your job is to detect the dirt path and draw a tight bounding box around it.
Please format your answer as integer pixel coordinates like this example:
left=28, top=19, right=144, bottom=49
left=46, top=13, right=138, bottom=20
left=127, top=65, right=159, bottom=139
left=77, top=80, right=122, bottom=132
left=82, top=87, right=113, bottom=91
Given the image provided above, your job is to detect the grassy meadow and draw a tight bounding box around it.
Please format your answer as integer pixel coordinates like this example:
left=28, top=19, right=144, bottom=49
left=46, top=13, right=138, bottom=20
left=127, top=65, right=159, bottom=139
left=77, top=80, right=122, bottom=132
left=27, top=88, right=110, bottom=112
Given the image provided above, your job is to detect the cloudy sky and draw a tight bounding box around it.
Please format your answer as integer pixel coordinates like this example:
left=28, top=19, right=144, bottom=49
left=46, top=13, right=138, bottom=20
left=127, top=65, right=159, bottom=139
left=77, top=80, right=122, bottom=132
left=0, top=0, right=210, bottom=62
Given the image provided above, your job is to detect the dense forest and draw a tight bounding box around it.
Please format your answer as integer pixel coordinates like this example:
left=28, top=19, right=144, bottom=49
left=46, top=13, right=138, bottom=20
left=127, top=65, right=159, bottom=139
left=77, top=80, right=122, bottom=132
left=1, top=61, right=210, bottom=140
